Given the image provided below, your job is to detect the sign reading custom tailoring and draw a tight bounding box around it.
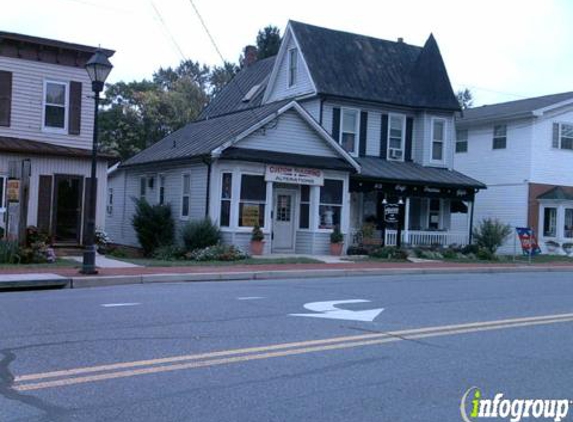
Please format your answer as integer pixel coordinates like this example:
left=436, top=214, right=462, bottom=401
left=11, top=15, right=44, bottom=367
left=265, top=165, right=324, bottom=186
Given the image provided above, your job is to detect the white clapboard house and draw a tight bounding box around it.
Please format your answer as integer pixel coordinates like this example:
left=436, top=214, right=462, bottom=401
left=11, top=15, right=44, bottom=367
left=454, top=92, right=573, bottom=254
left=0, top=32, right=114, bottom=245
left=107, top=21, right=484, bottom=255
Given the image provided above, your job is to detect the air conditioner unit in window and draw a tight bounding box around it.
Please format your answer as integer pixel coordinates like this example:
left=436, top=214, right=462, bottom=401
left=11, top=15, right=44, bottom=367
left=389, top=149, right=403, bottom=160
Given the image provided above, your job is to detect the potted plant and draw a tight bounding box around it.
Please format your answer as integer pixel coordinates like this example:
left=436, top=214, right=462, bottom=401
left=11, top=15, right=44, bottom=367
left=250, top=223, right=265, bottom=255
left=562, top=242, right=573, bottom=256
left=330, top=225, right=344, bottom=256
left=360, top=222, right=380, bottom=247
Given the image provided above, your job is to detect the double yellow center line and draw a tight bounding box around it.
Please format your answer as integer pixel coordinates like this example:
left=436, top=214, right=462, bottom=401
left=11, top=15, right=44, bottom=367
left=13, top=312, right=573, bottom=392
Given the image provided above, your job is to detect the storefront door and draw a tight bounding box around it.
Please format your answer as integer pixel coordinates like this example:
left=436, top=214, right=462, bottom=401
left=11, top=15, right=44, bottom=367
left=53, top=175, right=83, bottom=243
left=272, top=189, right=295, bottom=252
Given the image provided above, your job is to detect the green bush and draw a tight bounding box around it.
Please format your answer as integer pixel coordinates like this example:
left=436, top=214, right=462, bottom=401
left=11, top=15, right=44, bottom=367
left=369, top=246, right=408, bottom=260
left=186, top=244, right=250, bottom=261
left=0, top=239, right=19, bottom=264
left=251, top=223, right=264, bottom=242
left=477, top=247, right=495, bottom=261
left=442, top=248, right=458, bottom=260
left=330, top=225, right=344, bottom=244
left=181, top=218, right=221, bottom=252
left=472, top=218, right=512, bottom=254
left=152, top=245, right=184, bottom=261
left=131, top=198, right=175, bottom=256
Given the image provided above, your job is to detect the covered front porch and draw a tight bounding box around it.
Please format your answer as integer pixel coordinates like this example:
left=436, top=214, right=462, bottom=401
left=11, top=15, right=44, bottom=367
left=348, top=158, right=485, bottom=249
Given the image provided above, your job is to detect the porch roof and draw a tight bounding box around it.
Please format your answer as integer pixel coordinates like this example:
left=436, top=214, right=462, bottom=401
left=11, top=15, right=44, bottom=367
left=537, top=186, right=573, bottom=201
left=354, top=157, right=486, bottom=189
left=0, top=136, right=114, bottom=160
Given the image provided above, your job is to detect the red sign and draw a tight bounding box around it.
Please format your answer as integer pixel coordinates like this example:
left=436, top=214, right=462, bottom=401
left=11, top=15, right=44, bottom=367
left=516, top=227, right=541, bottom=255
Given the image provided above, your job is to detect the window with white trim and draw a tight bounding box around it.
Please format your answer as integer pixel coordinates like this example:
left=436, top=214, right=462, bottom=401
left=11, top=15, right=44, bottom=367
left=388, top=115, right=405, bottom=161
left=564, top=209, right=573, bottom=238
left=432, top=119, right=446, bottom=161
left=158, top=174, right=166, bottom=205
left=553, top=123, right=573, bottom=150
left=493, top=125, right=507, bottom=149
left=428, top=198, right=441, bottom=230
left=288, top=48, right=297, bottom=87
left=455, top=129, right=468, bottom=153
left=220, top=173, right=232, bottom=227
left=43, top=81, right=67, bottom=130
left=238, top=175, right=266, bottom=227
left=319, top=179, right=343, bottom=230
left=543, top=207, right=557, bottom=237
left=340, top=108, right=359, bottom=156
left=181, top=174, right=191, bottom=218
left=299, top=185, right=310, bottom=229
left=106, top=187, right=113, bottom=215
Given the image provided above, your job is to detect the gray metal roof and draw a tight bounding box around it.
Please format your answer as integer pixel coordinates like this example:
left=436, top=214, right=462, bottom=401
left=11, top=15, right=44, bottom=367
left=290, top=21, right=460, bottom=111
left=355, top=157, right=486, bottom=188
left=460, top=91, right=573, bottom=123
left=199, top=57, right=276, bottom=120
left=122, top=100, right=289, bottom=167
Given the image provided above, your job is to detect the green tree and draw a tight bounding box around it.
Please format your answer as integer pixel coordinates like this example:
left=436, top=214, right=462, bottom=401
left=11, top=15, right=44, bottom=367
left=256, top=25, right=282, bottom=59
left=457, top=88, right=474, bottom=110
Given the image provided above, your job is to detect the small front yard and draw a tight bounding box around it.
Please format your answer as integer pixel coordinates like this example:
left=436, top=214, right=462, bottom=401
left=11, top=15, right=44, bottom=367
left=114, top=257, right=323, bottom=267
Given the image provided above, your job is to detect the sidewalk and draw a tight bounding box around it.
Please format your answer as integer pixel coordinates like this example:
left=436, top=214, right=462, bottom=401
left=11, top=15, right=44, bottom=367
left=2, top=259, right=573, bottom=290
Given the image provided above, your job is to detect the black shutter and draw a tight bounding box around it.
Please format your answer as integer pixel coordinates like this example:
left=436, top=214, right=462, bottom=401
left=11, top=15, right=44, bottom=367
left=359, top=111, right=368, bottom=156
left=332, top=107, right=341, bottom=142
left=38, top=176, right=53, bottom=235
left=68, top=81, right=82, bottom=135
left=405, top=117, right=414, bottom=161
left=380, top=114, right=389, bottom=159
left=82, top=177, right=97, bottom=244
left=0, top=71, right=12, bottom=127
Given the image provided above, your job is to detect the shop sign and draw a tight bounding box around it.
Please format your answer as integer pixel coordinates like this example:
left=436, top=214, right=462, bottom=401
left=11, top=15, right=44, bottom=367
left=7, top=179, right=20, bottom=202
left=242, top=204, right=260, bottom=227
left=384, top=204, right=400, bottom=223
left=265, top=165, right=324, bottom=186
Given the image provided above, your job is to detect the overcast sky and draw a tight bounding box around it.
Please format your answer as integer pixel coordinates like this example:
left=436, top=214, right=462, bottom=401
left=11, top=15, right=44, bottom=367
left=3, top=0, right=572, bottom=106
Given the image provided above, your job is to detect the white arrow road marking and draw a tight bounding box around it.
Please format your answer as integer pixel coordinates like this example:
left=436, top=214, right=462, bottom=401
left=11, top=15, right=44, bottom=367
left=101, top=303, right=141, bottom=308
left=290, top=299, right=384, bottom=322
left=237, top=297, right=264, bottom=300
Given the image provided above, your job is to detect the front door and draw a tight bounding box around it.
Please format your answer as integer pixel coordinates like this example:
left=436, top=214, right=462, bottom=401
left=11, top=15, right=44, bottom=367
left=53, top=175, right=83, bottom=243
left=272, top=190, right=295, bottom=252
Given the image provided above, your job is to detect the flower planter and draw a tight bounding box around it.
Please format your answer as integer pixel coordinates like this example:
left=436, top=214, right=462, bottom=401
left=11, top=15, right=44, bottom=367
left=250, top=240, right=265, bottom=256
left=330, top=242, right=343, bottom=256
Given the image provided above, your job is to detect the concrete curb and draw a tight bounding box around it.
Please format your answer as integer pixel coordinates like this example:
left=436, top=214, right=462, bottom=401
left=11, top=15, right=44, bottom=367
left=67, top=265, right=573, bottom=289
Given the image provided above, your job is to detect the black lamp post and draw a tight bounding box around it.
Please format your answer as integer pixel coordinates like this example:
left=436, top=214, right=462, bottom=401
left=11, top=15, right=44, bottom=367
left=81, top=49, right=113, bottom=274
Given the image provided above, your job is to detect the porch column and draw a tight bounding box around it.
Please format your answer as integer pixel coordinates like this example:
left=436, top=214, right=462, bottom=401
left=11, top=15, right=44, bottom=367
left=404, top=197, right=410, bottom=244
left=468, top=200, right=475, bottom=245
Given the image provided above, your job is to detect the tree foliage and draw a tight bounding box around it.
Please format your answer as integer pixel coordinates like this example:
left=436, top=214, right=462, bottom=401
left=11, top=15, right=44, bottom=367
left=256, top=25, right=282, bottom=60
left=472, top=218, right=512, bottom=254
left=457, top=88, right=474, bottom=110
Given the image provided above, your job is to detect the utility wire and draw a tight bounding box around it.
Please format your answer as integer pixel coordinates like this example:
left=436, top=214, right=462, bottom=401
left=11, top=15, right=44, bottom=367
left=150, top=1, right=188, bottom=62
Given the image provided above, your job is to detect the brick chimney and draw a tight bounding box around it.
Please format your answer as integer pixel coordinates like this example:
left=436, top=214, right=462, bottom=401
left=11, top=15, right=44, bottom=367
left=243, top=45, right=258, bottom=67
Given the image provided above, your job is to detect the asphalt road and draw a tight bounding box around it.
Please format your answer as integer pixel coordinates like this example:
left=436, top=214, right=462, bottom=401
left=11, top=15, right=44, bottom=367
left=1, top=271, right=572, bottom=422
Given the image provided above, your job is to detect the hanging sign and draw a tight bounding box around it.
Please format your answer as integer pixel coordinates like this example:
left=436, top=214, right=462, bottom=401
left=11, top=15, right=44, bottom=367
left=265, top=165, right=324, bottom=186
left=515, top=227, right=541, bottom=255
left=6, top=179, right=20, bottom=202
left=384, top=204, right=400, bottom=224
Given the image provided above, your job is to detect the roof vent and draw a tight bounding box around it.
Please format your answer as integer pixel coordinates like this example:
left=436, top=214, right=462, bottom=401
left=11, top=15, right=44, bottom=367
left=242, top=84, right=261, bottom=102
left=397, top=37, right=404, bottom=43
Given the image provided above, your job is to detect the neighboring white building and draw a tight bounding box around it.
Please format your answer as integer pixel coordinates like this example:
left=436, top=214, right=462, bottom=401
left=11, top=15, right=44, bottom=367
left=107, top=21, right=484, bottom=255
left=0, top=32, right=114, bottom=245
left=454, top=92, right=573, bottom=254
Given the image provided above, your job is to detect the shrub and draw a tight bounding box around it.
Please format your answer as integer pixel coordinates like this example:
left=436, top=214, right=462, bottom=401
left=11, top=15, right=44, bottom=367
left=19, top=242, right=52, bottom=264
left=330, top=225, right=344, bottom=244
left=472, top=218, right=512, bottom=254
left=477, top=247, right=495, bottom=261
left=0, top=239, right=19, bottom=264
left=187, top=244, right=250, bottom=261
left=152, top=245, right=184, bottom=261
left=131, top=198, right=175, bottom=256
left=461, top=244, right=480, bottom=255
left=95, top=227, right=111, bottom=254
left=251, top=223, right=264, bottom=242
left=369, top=246, right=408, bottom=260
left=442, top=248, right=458, bottom=260
left=347, top=246, right=369, bottom=255
left=181, top=218, right=221, bottom=252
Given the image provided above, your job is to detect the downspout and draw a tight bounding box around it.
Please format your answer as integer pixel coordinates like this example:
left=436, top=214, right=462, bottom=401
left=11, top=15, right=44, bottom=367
left=468, top=190, right=476, bottom=244
left=202, top=156, right=212, bottom=218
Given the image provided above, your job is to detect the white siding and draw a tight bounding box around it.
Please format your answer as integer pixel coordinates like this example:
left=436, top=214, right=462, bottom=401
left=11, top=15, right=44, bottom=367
left=0, top=152, right=107, bottom=230
left=299, top=98, right=321, bottom=122
left=0, top=56, right=94, bottom=150
left=236, top=109, right=338, bottom=157
left=365, top=112, right=381, bottom=156
left=264, top=29, right=315, bottom=102
left=412, top=112, right=425, bottom=163
left=106, top=162, right=208, bottom=248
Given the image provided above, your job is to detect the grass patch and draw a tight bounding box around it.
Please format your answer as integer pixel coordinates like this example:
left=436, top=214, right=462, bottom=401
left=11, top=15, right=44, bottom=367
left=115, top=257, right=323, bottom=267
left=0, top=258, right=78, bottom=269
left=441, top=254, right=573, bottom=264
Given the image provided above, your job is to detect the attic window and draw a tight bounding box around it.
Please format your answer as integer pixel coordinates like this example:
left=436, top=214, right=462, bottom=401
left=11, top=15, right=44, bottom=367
left=287, top=48, right=297, bottom=87
left=242, top=84, right=261, bottom=102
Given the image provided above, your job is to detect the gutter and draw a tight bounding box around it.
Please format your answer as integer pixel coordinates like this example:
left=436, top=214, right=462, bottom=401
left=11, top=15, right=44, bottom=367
left=202, top=156, right=212, bottom=218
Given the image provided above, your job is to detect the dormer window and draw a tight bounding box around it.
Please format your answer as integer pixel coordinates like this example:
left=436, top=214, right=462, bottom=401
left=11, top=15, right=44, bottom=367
left=340, top=108, right=359, bottom=156
left=43, top=81, right=67, bottom=131
left=431, top=118, right=446, bottom=161
left=388, top=114, right=405, bottom=161
left=287, top=48, right=297, bottom=87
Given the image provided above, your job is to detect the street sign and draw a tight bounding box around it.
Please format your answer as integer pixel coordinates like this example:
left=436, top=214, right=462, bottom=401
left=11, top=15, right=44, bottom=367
left=384, top=204, right=400, bottom=223
left=290, top=299, right=384, bottom=322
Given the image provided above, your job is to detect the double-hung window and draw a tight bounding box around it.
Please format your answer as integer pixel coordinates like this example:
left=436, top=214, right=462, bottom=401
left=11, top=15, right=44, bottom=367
left=106, top=188, right=113, bottom=216
left=432, top=119, right=446, bottom=161
left=299, top=185, right=310, bottom=229
left=428, top=199, right=441, bottom=230
left=220, top=173, right=232, bottom=227
left=239, top=175, right=266, bottom=227
left=340, top=108, right=359, bottom=156
left=564, top=209, right=573, bottom=238
left=288, top=48, right=297, bottom=87
left=181, top=174, right=191, bottom=218
left=493, top=125, right=507, bottom=149
left=553, top=123, right=573, bottom=150
left=388, top=115, right=405, bottom=161
left=44, top=81, right=67, bottom=130
left=319, top=179, right=343, bottom=229
left=158, top=175, right=166, bottom=205
left=456, top=129, right=468, bottom=153
left=543, top=207, right=557, bottom=237
left=139, top=177, right=147, bottom=200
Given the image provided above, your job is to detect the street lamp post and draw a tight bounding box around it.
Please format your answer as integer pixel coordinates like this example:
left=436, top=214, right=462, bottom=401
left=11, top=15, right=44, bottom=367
left=81, top=49, right=113, bottom=274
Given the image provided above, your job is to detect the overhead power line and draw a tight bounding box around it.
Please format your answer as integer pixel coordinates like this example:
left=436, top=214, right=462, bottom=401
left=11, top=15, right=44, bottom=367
left=150, top=0, right=188, bottom=62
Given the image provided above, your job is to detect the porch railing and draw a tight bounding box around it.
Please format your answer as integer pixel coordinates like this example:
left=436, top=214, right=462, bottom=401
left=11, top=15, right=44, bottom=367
left=350, top=229, right=469, bottom=248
